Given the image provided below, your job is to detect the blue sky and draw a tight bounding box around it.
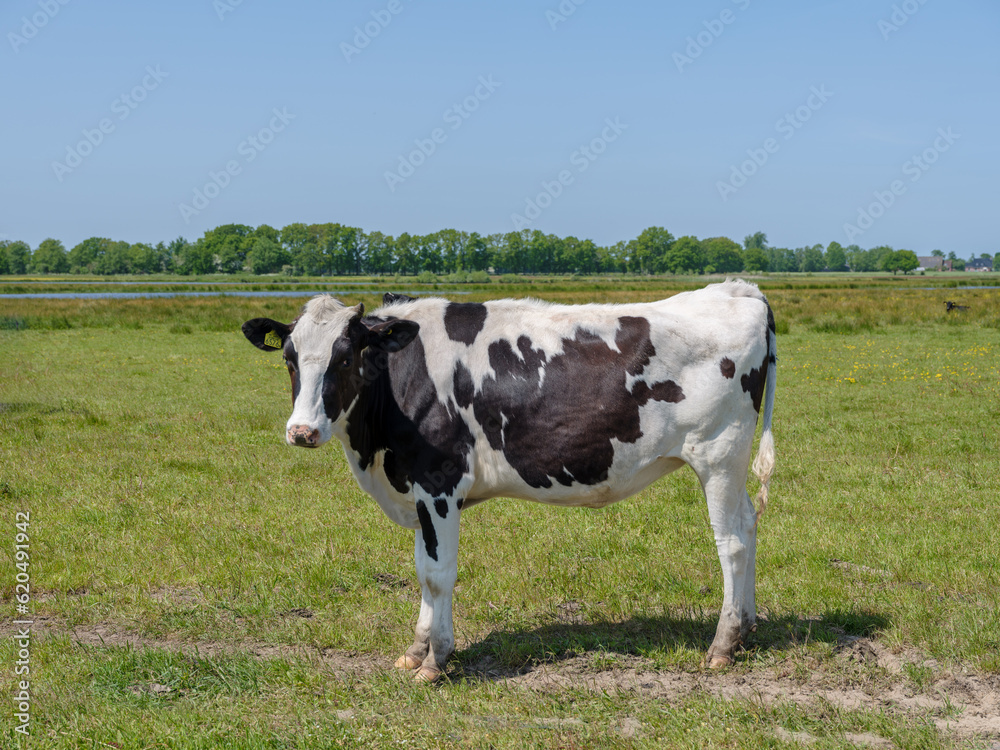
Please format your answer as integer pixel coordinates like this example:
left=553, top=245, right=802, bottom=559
left=3, top=0, right=998, bottom=255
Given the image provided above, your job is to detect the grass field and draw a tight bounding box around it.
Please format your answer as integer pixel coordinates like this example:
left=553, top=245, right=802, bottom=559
left=2, top=274, right=999, bottom=748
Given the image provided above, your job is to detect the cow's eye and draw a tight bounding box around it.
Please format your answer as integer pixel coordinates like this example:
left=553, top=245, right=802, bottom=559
left=340, top=356, right=352, bottom=369
left=284, top=358, right=296, bottom=371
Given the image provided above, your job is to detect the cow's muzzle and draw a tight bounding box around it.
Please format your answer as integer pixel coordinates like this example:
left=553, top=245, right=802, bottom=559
left=287, top=425, right=321, bottom=448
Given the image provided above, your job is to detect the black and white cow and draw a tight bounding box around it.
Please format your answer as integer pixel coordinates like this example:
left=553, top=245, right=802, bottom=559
left=242, top=279, right=776, bottom=680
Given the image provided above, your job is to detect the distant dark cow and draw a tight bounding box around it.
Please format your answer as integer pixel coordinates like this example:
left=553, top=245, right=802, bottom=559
left=945, top=301, right=969, bottom=312
left=243, top=280, right=777, bottom=680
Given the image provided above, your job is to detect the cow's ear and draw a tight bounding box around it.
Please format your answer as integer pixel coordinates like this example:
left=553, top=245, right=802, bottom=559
left=242, top=318, right=291, bottom=352
left=365, top=319, right=419, bottom=353
left=383, top=292, right=417, bottom=306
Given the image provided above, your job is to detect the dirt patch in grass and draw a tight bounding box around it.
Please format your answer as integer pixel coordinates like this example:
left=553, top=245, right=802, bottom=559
left=486, top=643, right=1000, bottom=741
left=10, top=617, right=1000, bottom=743
left=6, top=616, right=388, bottom=680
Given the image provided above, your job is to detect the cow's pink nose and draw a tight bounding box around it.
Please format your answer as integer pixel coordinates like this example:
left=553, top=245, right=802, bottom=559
left=287, top=425, right=320, bottom=447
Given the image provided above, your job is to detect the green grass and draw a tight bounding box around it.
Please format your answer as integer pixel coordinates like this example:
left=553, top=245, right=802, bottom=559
left=1, top=275, right=998, bottom=747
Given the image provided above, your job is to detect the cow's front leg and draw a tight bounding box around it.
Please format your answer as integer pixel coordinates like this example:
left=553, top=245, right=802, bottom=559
left=394, top=494, right=461, bottom=682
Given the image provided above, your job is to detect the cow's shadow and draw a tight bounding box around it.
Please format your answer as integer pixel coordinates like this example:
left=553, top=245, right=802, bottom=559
left=452, top=608, right=889, bottom=682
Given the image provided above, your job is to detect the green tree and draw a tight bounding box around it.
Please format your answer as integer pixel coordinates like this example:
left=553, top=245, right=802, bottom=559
left=526, top=230, right=559, bottom=274
left=800, top=245, right=825, bottom=273
left=245, top=237, right=291, bottom=274
left=869, top=245, right=894, bottom=271
left=629, top=226, right=673, bottom=274
left=600, top=241, right=629, bottom=274
left=279, top=223, right=311, bottom=260
left=494, top=231, right=527, bottom=274
left=844, top=244, right=866, bottom=271
left=3, top=241, right=31, bottom=274
left=435, top=229, right=467, bottom=272
left=253, top=224, right=280, bottom=243
left=0, top=242, right=9, bottom=274
left=662, top=235, right=707, bottom=274
left=392, top=232, right=418, bottom=275
left=702, top=237, right=744, bottom=274
left=743, top=231, right=768, bottom=251
left=931, top=249, right=945, bottom=258
left=898, top=250, right=920, bottom=274
left=465, top=232, right=492, bottom=272
left=767, top=247, right=797, bottom=272
left=362, top=231, right=394, bottom=275
left=562, top=236, right=598, bottom=274
left=880, top=249, right=919, bottom=275
left=95, top=241, right=132, bottom=274
left=30, top=238, right=68, bottom=273
left=743, top=247, right=769, bottom=272
left=200, top=224, right=254, bottom=274
left=68, top=237, right=108, bottom=273
left=825, top=241, right=847, bottom=272
left=166, top=237, right=190, bottom=272
left=128, top=243, right=161, bottom=274
left=175, top=241, right=215, bottom=275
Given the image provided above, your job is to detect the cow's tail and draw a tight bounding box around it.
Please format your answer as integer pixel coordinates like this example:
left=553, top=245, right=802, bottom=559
left=751, top=302, right=777, bottom=523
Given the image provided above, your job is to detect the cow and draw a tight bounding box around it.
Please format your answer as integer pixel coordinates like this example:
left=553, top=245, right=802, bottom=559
left=242, top=279, right=776, bottom=681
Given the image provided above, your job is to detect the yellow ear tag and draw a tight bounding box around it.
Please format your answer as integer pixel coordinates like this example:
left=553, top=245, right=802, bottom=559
left=263, top=330, right=283, bottom=349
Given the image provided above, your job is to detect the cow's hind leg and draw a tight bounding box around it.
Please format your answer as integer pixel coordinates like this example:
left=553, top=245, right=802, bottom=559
left=395, top=495, right=461, bottom=682
left=697, top=467, right=758, bottom=668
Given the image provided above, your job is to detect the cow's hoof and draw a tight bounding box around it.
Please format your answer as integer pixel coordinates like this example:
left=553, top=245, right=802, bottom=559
left=394, top=654, right=422, bottom=671
left=414, top=665, right=443, bottom=683
left=706, top=654, right=733, bottom=669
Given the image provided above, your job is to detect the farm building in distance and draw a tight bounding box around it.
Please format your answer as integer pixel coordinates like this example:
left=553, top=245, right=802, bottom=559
left=917, top=256, right=954, bottom=271
left=966, top=257, right=993, bottom=272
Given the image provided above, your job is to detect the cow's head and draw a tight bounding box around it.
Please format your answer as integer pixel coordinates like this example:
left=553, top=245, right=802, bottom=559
left=242, top=296, right=419, bottom=448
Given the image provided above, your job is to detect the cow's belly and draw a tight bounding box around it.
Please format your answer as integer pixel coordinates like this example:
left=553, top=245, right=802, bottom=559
left=467, top=452, right=687, bottom=508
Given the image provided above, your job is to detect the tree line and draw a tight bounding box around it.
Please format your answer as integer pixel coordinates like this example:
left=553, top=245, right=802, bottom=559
left=0, top=225, right=993, bottom=277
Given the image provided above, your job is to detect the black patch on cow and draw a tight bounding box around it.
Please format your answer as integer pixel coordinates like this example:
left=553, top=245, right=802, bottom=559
left=740, top=365, right=766, bottom=413
left=344, top=334, right=474, bottom=498
left=434, top=498, right=449, bottom=518
left=444, top=303, right=488, bottom=346
left=383, top=292, right=416, bottom=306
left=765, top=299, right=776, bottom=334
left=632, top=378, right=685, bottom=405
left=464, top=316, right=683, bottom=489
left=415, top=500, right=438, bottom=561
left=720, top=357, right=736, bottom=379
left=456, top=498, right=464, bottom=510
left=453, top=362, right=475, bottom=408
left=741, top=328, right=771, bottom=413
